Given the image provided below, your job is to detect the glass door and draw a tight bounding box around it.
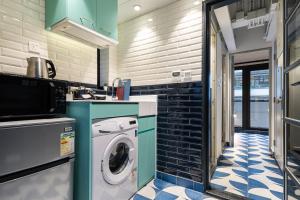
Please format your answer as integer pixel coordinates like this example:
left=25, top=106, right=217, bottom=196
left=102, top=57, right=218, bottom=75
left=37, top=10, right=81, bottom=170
left=233, top=66, right=269, bottom=132
left=234, top=70, right=243, bottom=128
left=250, top=69, right=270, bottom=129
left=284, top=1, right=300, bottom=199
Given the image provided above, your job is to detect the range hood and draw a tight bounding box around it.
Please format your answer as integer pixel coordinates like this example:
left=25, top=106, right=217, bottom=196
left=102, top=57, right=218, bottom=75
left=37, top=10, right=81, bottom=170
left=51, top=18, right=118, bottom=47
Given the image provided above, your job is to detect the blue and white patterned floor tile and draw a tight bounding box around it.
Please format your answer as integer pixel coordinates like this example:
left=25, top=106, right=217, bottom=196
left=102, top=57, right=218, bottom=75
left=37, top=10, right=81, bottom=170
left=210, top=133, right=284, bottom=200
left=132, top=179, right=218, bottom=200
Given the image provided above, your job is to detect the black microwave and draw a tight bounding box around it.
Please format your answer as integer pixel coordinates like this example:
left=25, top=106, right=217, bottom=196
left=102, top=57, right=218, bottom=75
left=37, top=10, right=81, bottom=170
left=0, top=74, right=67, bottom=120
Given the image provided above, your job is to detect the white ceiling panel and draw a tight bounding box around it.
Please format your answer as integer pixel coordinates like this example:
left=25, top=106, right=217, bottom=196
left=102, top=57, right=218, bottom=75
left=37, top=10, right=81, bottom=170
left=214, top=6, right=237, bottom=52
left=118, top=0, right=178, bottom=23
left=234, top=49, right=269, bottom=64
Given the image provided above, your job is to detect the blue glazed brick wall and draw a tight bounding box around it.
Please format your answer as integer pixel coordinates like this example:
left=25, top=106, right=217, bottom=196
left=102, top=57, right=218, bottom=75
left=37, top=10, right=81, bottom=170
left=131, top=81, right=203, bottom=183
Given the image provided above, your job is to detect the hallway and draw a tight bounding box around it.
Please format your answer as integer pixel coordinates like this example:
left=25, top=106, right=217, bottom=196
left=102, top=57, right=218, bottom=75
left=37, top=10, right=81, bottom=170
left=210, top=133, right=284, bottom=199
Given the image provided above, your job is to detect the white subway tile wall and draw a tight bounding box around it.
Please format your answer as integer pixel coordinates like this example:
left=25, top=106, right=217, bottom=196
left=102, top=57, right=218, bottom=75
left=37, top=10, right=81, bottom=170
left=0, top=0, right=97, bottom=84
left=117, top=0, right=203, bottom=86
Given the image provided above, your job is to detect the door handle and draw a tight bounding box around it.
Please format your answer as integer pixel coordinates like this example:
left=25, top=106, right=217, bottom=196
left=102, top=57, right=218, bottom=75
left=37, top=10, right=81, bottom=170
left=274, top=97, right=282, bottom=104
left=129, top=148, right=135, bottom=161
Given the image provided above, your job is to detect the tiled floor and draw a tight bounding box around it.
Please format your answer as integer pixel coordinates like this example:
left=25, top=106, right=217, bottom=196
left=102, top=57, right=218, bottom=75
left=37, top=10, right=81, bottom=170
left=132, top=179, right=218, bottom=200
left=210, top=133, right=284, bottom=200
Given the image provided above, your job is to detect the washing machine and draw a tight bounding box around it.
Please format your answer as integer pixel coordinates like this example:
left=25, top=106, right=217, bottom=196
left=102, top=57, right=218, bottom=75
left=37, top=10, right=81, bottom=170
left=92, top=116, right=138, bottom=200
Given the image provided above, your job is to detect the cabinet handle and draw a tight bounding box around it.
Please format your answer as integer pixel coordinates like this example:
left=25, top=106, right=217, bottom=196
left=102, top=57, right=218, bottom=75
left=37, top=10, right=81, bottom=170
left=99, top=27, right=111, bottom=35
left=80, top=17, right=96, bottom=30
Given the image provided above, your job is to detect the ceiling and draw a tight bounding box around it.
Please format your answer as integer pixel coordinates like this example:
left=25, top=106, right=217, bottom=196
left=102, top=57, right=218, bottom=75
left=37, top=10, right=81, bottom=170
left=213, top=0, right=277, bottom=53
left=118, top=0, right=178, bottom=23
left=228, top=0, right=271, bottom=20
left=234, top=49, right=270, bottom=64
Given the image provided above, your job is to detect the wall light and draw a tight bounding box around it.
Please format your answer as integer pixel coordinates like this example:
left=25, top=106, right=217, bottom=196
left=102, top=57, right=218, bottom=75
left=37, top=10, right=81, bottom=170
left=133, top=5, right=141, bottom=11
left=193, top=0, right=200, bottom=5
left=148, top=18, right=153, bottom=22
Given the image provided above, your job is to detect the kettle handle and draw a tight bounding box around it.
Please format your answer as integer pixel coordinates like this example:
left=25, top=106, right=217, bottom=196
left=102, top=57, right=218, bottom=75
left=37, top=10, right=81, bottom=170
left=46, top=60, right=56, bottom=79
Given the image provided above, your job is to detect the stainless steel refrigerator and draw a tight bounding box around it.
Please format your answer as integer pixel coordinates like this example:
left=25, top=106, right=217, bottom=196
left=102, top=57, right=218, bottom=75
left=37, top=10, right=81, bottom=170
left=0, top=117, right=75, bottom=200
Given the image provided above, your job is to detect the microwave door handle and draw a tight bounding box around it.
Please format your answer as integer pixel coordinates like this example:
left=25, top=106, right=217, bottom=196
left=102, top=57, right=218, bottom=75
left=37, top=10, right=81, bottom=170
left=46, top=60, right=56, bottom=79
left=291, top=81, right=300, bottom=86
left=49, top=82, right=56, bottom=113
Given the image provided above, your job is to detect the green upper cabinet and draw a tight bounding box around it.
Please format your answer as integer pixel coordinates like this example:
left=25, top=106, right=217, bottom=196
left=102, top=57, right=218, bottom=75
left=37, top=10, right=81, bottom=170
left=45, top=0, right=118, bottom=43
left=45, top=0, right=67, bottom=30
left=96, top=0, right=118, bottom=40
left=68, top=0, right=97, bottom=30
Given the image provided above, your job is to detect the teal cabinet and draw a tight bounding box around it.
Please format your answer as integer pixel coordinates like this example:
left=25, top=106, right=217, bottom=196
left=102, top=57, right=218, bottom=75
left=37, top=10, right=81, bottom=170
left=66, top=102, right=139, bottom=200
left=45, top=0, right=118, bottom=40
left=96, top=0, right=118, bottom=40
left=68, top=0, right=97, bottom=30
left=138, top=116, right=156, bottom=189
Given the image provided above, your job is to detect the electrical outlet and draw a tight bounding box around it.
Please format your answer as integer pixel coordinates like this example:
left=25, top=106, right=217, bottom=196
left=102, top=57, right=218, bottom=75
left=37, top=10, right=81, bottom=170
left=28, top=41, right=40, bottom=54
left=172, top=71, right=181, bottom=82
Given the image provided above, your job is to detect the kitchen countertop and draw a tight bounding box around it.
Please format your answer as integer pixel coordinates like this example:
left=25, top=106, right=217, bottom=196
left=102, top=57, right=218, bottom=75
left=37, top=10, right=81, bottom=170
left=67, top=95, right=158, bottom=117
left=67, top=95, right=158, bottom=103
left=68, top=100, right=139, bottom=103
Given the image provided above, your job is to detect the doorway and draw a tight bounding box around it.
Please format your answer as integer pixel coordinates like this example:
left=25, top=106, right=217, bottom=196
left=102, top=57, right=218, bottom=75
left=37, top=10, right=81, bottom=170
left=202, top=0, right=285, bottom=199
left=234, top=64, right=270, bottom=134
left=210, top=50, right=284, bottom=199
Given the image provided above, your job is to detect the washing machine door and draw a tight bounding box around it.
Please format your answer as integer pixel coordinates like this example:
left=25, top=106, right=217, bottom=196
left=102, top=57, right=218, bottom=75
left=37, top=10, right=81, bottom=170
left=102, top=134, right=135, bottom=185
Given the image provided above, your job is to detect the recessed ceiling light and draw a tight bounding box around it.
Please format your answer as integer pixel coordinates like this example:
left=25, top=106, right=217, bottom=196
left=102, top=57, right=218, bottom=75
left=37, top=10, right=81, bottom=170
left=133, top=5, right=141, bottom=11
left=193, top=0, right=200, bottom=5
left=148, top=18, right=153, bottom=22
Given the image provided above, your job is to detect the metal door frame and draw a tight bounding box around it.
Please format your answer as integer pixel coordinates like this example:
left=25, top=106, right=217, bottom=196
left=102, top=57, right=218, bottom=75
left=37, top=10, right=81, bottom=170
left=283, top=1, right=300, bottom=199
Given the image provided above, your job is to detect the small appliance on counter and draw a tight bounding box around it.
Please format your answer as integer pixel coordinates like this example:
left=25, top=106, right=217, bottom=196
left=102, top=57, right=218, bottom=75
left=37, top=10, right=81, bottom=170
left=123, top=79, right=131, bottom=100
left=0, top=73, right=67, bottom=120
left=116, top=80, right=124, bottom=100
left=111, top=78, right=131, bottom=100
left=27, top=57, right=56, bottom=79
left=0, top=117, right=75, bottom=200
left=71, top=86, right=107, bottom=100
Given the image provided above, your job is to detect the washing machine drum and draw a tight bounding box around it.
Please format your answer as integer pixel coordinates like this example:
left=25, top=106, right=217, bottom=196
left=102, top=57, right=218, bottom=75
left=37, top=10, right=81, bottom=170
left=102, top=134, right=135, bottom=185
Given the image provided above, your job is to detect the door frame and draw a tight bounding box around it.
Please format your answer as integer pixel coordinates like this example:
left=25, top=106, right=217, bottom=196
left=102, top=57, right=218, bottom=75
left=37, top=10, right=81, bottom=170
left=230, top=48, right=272, bottom=134
left=283, top=1, right=300, bottom=199
left=202, top=0, right=276, bottom=192
left=202, top=0, right=240, bottom=191
left=234, top=63, right=270, bottom=131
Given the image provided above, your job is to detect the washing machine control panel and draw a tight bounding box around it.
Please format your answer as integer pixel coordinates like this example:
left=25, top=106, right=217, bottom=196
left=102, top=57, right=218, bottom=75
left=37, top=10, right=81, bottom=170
left=118, top=123, right=124, bottom=130
left=92, top=117, right=138, bottom=137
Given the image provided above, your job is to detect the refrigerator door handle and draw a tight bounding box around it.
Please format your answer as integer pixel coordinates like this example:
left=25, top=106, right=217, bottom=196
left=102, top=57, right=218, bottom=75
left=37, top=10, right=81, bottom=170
left=0, top=157, right=73, bottom=184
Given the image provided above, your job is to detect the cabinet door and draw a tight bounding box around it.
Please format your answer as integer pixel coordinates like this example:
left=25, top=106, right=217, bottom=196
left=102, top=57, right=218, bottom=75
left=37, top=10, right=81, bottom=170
left=45, top=0, right=67, bottom=29
left=96, top=0, right=118, bottom=40
left=68, top=0, right=97, bottom=30
left=138, top=117, right=156, bottom=133
left=138, top=129, right=155, bottom=189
